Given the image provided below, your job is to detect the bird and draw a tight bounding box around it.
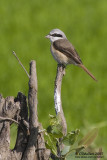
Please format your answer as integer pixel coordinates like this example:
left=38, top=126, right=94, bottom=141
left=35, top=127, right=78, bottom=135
left=45, top=28, right=97, bottom=81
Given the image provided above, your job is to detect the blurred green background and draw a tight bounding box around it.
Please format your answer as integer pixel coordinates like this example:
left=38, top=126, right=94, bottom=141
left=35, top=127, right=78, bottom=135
left=0, top=0, right=107, bottom=158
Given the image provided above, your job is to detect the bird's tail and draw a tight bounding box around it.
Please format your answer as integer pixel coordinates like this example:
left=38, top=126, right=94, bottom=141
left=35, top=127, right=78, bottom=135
left=79, top=64, right=97, bottom=82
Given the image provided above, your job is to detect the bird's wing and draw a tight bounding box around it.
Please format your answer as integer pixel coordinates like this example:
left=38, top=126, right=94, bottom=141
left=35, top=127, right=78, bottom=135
left=53, top=39, right=82, bottom=64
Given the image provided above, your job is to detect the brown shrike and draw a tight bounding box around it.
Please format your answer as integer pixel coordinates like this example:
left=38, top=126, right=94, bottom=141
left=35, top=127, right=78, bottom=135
left=46, top=29, right=97, bottom=81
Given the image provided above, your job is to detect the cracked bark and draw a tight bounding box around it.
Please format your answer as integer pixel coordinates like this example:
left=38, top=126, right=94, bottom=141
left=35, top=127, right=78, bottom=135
left=0, top=60, right=50, bottom=160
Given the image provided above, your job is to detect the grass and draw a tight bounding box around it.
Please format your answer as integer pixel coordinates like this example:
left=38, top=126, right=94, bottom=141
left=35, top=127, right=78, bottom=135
left=0, top=0, right=107, bottom=159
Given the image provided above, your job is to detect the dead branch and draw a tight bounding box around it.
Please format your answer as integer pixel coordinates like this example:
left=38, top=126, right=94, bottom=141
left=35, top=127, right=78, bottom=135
left=13, top=51, right=30, bottom=78
left=28, top=60, right=38, bottom=128
left=0, top=60, right=50, bottom=160
left=54, top=64, right=67, bottom=157
left=0, top=93, right=21, bottom=159
left=12, top=92, right=29, bottom=160
left=22, top=61, right=50, bottom=160
left=0, top=116, right=19, bottom=125
left=54, top=64, right=67, bottom=136
left=22, top=60, right=38, bottom=160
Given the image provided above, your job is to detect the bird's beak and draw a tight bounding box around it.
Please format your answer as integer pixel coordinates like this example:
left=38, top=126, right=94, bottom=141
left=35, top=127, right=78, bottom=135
left=45, top=34, right=50, bottom=39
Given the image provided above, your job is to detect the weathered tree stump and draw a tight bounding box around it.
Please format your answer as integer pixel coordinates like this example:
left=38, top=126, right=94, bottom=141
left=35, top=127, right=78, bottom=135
left=0, top=59, right=67, bottom=160
left=0, top=60, right=50, bottom=160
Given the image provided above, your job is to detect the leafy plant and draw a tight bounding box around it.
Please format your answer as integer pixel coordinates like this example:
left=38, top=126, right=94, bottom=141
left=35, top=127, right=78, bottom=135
left=44, top=114, right=98, bottom=160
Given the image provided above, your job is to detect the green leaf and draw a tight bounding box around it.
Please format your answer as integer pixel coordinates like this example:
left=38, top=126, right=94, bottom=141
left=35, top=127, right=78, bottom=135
left=45, top=141, right=52, bottom=150
left=49, top=114, right=57, bottom=126
left=47, top=124, right=63, bottom=138
left=65, top=151, right=76, bottom=160
left=47, top=125, right=52, bottom=133
left=45, top=132, right=57, bottom=155
left=47, top=114, right=63, bottom=138
left=61, top=146, right=70, bottom=155
left=75, top=145, right=85, bottom=154
left=45, top=142, right=55, bottom=155
left=49, top=114, right=55, bottom=118
left=49, top=114, right=61, bottom=126
left=78, top=128, right=98, bottom=148
left=51, top=124, right=63, bottom=138
left=62, top=129, right=80, bottom=146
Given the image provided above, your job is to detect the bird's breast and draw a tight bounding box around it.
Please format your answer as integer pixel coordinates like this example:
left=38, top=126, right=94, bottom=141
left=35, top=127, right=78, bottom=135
left=50, top=44, right=71, bottom=65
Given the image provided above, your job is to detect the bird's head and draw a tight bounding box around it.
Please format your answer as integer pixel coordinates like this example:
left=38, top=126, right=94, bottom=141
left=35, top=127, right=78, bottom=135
left=45, top=29, right=67, bottom=43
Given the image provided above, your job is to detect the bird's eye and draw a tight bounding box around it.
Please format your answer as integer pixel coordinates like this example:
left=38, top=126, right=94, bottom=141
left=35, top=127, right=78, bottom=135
left=51, top=33, right=62, bottom=37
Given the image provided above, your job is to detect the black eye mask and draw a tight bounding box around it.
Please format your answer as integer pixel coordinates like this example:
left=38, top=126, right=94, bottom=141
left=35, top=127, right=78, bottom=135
left=51, top=33, right=63, bottom=37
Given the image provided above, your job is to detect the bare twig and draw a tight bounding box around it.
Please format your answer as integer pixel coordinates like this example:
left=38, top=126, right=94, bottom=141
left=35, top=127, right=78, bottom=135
left=0, top=116, right=19, bottom=125
left=12, top=51, right=30, bottom=78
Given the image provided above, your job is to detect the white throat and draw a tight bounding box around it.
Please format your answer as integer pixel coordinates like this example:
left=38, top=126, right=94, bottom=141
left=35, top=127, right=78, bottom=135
left=50, top=36, right=63, bottom=43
